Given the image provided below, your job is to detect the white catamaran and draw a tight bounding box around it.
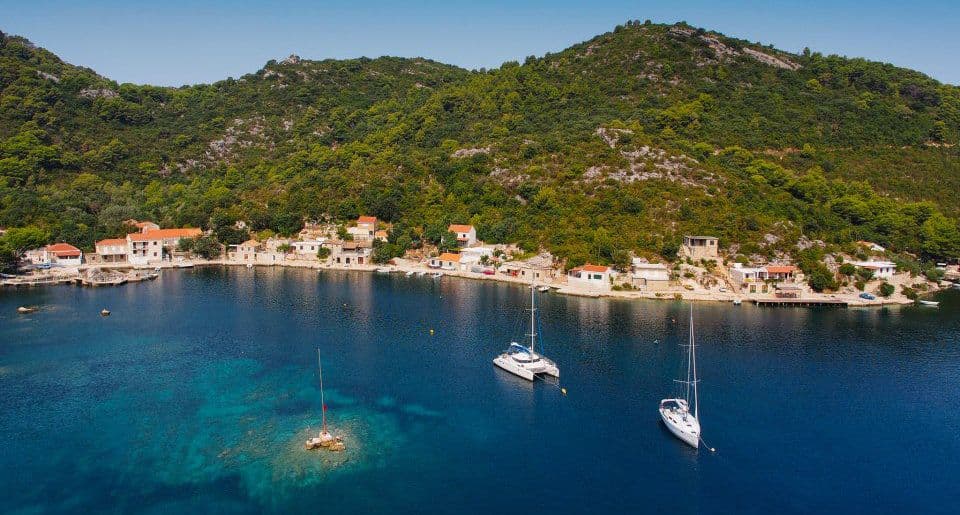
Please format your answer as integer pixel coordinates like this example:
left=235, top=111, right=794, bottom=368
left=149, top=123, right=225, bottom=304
left=493, top=283, right=560, bottom=381
left=659, top=307, right=703, bottom=449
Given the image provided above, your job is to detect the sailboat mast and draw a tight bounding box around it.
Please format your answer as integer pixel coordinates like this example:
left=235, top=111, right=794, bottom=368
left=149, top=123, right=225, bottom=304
left=690, top=307, right=699, bottom=419
left=317, top=348, right=326, bottom=432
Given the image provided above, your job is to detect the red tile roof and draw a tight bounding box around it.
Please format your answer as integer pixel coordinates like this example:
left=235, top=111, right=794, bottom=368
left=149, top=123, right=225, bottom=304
left=765, top=265, right=797, bottom=274
left=581, top=263, right=609, bottom=273
left=96, top=238, right=127, bottom=247
left=439, top=252, right=461, bottom=262
left=448, top=224, right=474, bottom=233
left=128, top=228, right=202, bottom=241
left=357, top=216, right=377, bottom=223
left=45, top=243, right=81, bottom=257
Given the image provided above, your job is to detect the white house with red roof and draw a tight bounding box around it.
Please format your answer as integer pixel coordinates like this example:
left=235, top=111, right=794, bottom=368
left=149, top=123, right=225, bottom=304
left=37, top=243, right=83, bottom=266
left=127, top=228, right=202, bottom=265
left=567, top=263, right=612, bottom=290
left=429, top=252, right=462, bottom=270
left=348, top=216, right=378, bottom=241
left=95, top=238, right=129, bottom=263
left=849, top=260, right=897, bottom=279
left=447, top=224, right=477, bottom=247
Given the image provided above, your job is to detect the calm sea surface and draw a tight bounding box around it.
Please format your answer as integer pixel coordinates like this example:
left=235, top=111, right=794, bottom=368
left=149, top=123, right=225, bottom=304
left=1, top=267, right=958, bottom=514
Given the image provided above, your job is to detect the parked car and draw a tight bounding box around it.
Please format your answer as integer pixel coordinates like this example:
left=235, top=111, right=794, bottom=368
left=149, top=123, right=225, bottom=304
left=859, top=292, right=876, bottom=300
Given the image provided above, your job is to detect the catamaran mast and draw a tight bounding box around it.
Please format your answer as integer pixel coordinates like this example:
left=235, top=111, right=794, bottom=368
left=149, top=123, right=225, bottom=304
left=529, top=281, right=537, bottom=354
left=317, top=349, right=326, bottom=433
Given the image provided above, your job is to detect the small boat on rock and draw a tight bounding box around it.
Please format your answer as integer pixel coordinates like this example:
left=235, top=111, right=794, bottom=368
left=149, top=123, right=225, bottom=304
left=305, top=349, right=344, bottom=452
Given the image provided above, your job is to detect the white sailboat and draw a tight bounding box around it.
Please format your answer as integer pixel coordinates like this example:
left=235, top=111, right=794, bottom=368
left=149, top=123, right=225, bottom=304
left=493, top=282, right=560, bottom=381
left=659, top=307, right=702, bottom=449
left=306, top=349, right=335, bottom=449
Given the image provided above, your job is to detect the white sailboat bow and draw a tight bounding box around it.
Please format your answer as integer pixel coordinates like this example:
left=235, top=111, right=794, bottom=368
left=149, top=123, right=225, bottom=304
left=493, top=282, right=560, bottom=381
left=659, top=307, right=702, bottom=449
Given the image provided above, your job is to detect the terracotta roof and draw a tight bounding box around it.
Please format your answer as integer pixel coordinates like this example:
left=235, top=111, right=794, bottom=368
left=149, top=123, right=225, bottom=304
left=96, top=238, right=127, bottom=247
left=581, top=263, right=609, bottom=273
left=448, top=224, right=474, bottom=233
left=128, top=228, right=202, bottom=241
left=357, top=216, right=377, bottom=223
left=45, top=243, right=81, bottom=257
left=765, top=265, right=797, bottom=274
left=240, top=239, right=260, bottom=246
left=439, top=252, right=461, bottom=262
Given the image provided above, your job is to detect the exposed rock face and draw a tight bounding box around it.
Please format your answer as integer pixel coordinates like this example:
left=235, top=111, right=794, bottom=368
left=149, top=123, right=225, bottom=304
left=451, top=147, right=491, bottom=158
left=36, top=70, right=59, bottom=83
left=741, top=48, right=801, bottom=71
left=282, top=54, right=301, bottom=65
left=79, top=88, right=119, bottom=99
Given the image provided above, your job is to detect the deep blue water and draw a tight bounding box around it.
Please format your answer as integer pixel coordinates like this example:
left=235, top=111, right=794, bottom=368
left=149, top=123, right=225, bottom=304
left=1, top=267, right=958, bottom=514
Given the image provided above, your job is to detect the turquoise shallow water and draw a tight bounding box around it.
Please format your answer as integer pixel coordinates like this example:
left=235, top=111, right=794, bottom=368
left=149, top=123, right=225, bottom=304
left=1, top=267, right=959, bottom=514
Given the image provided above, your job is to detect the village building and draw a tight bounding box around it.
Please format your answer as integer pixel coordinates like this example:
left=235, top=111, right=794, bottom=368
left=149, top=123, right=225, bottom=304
left=448, top=224, right=477, bottom=247
left=94, top=238, right=129, bottom=264
left=124, top=219, right=160, bottom=233
left=629, top=259, right=671, bottom=291
left=764, top=265, right=798, bottom=282
left=375, top=230, right=389, bottom=242
left=429, top=252, right=462, bottom=271
left=850, top=260, right=897, bottom=279
left=233, top=240, right=262, bottom=263
left=497, top=253, right=557, bottom=282
left=291, top=239, right=325, bottom=256
left=459, top=247, right=494, bottom=272
left=32, top=243, right=83, bottom=266
left=681, top=235, right=719, bottom=260
left=348, top=216, right=378, bottom=241
left=567, top=263, right=612, bottom=290
left=325, top=240, right=372, bottom=265
left=127, top=228, right=202, bottom=265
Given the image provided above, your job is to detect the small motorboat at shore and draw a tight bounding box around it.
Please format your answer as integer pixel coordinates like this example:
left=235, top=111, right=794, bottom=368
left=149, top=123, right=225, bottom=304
left=537, top=285, right=550, bottom=292
left=375, top=267, right=391, bottom=274
left=732, top=298, right=742, bottom=306
left=918, top=300, right=940, bottom=307
left=431, top=272, right=443, bottom=279
left=17, top=306, right=38, bottom=314
left=405, top=271, right=415, bottom=277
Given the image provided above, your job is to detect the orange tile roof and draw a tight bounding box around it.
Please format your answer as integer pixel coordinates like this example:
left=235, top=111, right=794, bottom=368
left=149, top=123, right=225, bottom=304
left=45, top=243, right=81, bottom=256
left=439, top=252, right=461, bottom=262
left=765, top=265, right=797, bottom=274
left=96, top=238, right=127, bottom=247
left=448, top=224, right=474, bottom=233
left=128, top=228, right=202, bottom=241
left=357, top=216, right=377, bottom=223
left=581, top=263, right=609, bottom=273
left=240, top=239, right=260, bottom=246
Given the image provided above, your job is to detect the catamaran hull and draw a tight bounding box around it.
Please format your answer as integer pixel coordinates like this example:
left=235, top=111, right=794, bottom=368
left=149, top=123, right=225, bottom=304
left=659, top=408, right=699, bottom=448
left=492, top=355, right=559, bottom=382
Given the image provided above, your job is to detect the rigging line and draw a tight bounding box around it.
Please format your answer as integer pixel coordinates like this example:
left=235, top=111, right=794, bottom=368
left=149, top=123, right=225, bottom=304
left=699, top=435, right=717, bottom=453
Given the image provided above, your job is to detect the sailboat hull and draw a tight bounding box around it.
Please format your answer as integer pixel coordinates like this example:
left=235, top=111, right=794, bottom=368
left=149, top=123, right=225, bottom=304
left=659, top=401, right=700, bottom=449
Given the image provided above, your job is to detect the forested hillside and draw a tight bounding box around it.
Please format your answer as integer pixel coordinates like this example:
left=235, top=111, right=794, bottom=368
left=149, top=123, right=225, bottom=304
left=1, top=20, right=958, bottom=267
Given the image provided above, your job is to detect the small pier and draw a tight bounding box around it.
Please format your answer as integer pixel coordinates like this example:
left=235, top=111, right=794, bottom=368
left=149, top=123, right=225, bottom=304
left=752, top=298, right=848, bottom=307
